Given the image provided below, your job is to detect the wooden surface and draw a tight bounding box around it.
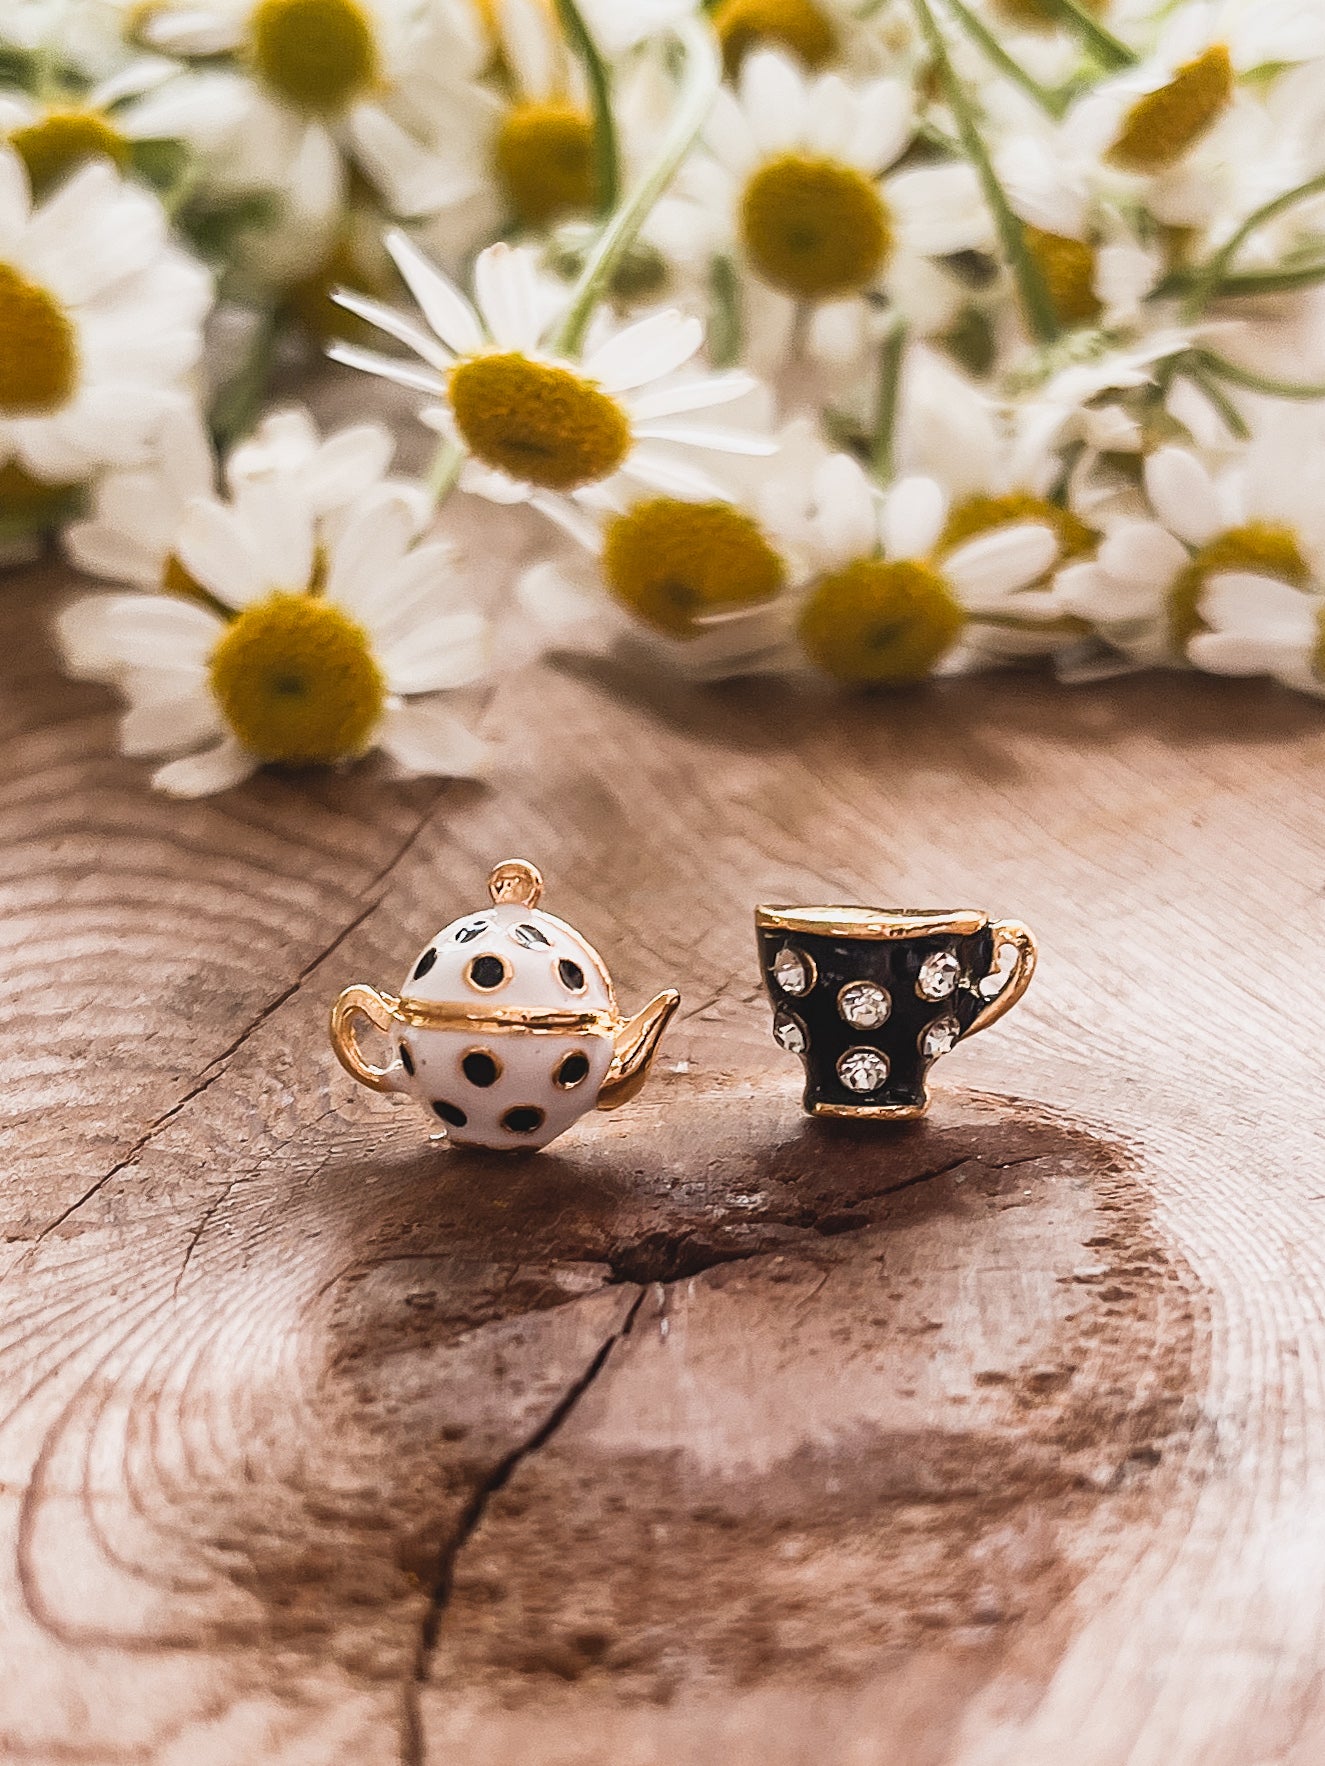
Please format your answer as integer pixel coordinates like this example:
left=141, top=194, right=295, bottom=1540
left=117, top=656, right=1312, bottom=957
left=3, top=539, right=1324, bottom=1766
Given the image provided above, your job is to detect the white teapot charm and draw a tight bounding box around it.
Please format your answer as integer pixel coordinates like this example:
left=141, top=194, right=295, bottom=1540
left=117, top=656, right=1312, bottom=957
left=330, top=860, right=681, bottom=1151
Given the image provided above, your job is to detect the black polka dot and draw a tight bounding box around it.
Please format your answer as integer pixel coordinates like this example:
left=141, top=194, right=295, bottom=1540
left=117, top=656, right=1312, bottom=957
left=556, top=1051, right=590, bottom=1089
left=558, top=958, right=586, bottom=992
left=432, top=1100, right=467, bottom=1127
left=412, top=947, right=438, bottom=980
left=468, top=954, right=508, bottom=990
left=502, top=1105, right=545, bottom=1135
left=462, top=1050, right=499, bottom=1088
left=398, top=1042, right=415, bottom=1076
left=511, top=922, right=551, bottom=948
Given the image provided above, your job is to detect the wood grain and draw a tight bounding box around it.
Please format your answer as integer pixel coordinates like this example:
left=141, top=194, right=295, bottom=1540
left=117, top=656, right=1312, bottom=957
left=3, top=529, right=1324, bottom=1765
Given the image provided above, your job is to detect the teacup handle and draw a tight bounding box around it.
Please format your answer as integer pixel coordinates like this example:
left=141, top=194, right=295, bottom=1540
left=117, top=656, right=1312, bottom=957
left=965, top=920, right=1038, bottom=1038
left=330, top=985, right=409, bottom=1094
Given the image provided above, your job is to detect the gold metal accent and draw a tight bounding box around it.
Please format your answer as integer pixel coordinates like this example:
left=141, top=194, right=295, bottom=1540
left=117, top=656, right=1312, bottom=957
left=597, top=989, right=681, bottom=1110
left=488, top=858, right=543, bottom=908
left=811, top=1099, right=931, bottom=1121
left=757, top=905, right=988, bottom=940
left=465, top=950, right=512, bottom=993
left=965, top=919, right=1038, bottom=1037
left=397, top=999, right=616, bottom=1036
left=330, top=985, right=407, bottom=1095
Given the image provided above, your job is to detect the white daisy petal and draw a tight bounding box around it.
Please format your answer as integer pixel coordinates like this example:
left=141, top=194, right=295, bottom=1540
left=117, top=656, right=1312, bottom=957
left=849, top=80, right=914, bottom=174
left=628, top=372, right=758, bottom=421
left=616, top=448, right=733, bottom=501
left=631, top=422, right=777, bottom=455
left=587, top=311, right=703, bottom=393
left=882, top=476, right=945, bottom=560
left=376, top=702, right=489, bottom=778
left=121, top=690, right=224, bottom=758
left=741, top=52, right=806, bottom=155
left=326, top=342, right=448, bottom=398
left=945, top=525, right=1059, bottom=603
left=814, top=454, right=879, bottom=562
left=56, top=593, right=220, bottom=677
left=380, top=611, right=490, bottom=693
left=1201, top=572, right=1319, bottom=642
left=473, top=243, right=543, bottom=352
left=176, top=498, right=268, bottom=609
left=331, top=290, right=455, bottom=370
left=153, top=737, right=258, bottom=798
left=1188, top=630, right=1309, bottom=676
left=383, top=229, right=484, bottom=355
left=325, top=489, right=419, bottom=617
left=233, top=482, right=314, bottom=593
left=1144, top=448, right=1222, bottom=547
left=1097, top=521, right=1189, bottom=588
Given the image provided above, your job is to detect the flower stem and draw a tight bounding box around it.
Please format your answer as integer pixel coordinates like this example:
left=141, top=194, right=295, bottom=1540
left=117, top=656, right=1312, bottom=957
left=1156, top=259, right=1325, bottom=301
left=708, top=253, right=743, bottom=368
left=913, top=0, right=1060, bottom=346
left=425, top=436, right=467, bottom=506
left=552, top=14, right=720, bottom=357
left=553, top=0, right=620, bottom=215
left=942, top=0, right=1069, bottom=117
left=871, top=316, right=909, bottom=481
left=1042, top=0, right=1136, bottom=69
left=1195, top=348, right=1325, bottom=402
left=1181, top=171, right=1325, bottom=319
left=209, top=306, right=283, bottom=453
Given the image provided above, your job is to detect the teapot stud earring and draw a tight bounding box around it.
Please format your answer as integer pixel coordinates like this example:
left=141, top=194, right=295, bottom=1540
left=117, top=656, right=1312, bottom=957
left=330, top=859, right=681, bottom=1151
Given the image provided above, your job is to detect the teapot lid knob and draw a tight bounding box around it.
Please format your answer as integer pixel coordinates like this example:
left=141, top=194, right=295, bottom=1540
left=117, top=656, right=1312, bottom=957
left=487, top=858, right=544, bottom=909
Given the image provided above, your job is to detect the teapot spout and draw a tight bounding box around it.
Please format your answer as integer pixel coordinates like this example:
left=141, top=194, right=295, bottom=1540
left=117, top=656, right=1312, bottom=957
left=597, top=989, right=681, bottom=1110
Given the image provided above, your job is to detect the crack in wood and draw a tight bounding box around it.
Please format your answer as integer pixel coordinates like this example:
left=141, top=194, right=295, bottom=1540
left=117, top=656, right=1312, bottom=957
left=400, top=1288, right=647, bottom=1766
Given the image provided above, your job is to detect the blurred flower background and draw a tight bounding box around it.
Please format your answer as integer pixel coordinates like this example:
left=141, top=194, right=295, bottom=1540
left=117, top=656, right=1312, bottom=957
left=6, top=0, right=1325, bottom=792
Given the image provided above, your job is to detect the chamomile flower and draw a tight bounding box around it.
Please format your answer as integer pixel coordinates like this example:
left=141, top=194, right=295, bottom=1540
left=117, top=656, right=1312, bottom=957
left=330, top=233, right=775, bottom=509
left=66, top=399, right=402, bottom=590
left=0, top=148, right=210, bottom=499
left=140, top=0, right=489, bottom=228
left=1189, top=573, right=1325, bottom=696
left=709, top=0, right=897, bottom=78
left=56, top=478, right=492, bottom=795
left=1064, top=1, right=1325, bottom=183
left=1057, top=418, right=1325, bottom=666
left=778, top=454, right=1062, bottom=684
left=690, top=49, right=988, bottom=369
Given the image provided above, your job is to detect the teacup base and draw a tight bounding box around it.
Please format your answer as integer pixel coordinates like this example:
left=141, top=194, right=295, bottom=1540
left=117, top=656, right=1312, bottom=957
left=810, top=1098, right=931, bottom=1122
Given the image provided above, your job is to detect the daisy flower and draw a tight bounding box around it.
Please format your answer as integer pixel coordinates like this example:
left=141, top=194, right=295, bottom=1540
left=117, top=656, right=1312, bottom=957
left=0, top=147, right=211, bottom=507
left=776, top=454, right=1062, bottom=684
left=514, top=420, right=818, bottom=677
left=56, top=479, right=492, bottom=796
left=690, top=49, right=988, bottom=367
left=140, top=0, right=490, bottom=226
left=1056, top=416, right=1325, bottom=668
left=1064, top=0, right=1325, bottom=183
left=65, top=399, right=403, bottom=590
left=330, top=233, right=775, bottom=509
left=0, top=59, right=192, bottom=205
left=708, top=0, right=897, bottom=79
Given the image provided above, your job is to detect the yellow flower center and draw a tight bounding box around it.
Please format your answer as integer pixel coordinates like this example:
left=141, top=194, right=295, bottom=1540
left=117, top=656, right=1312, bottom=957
left=1024, top=227, right=1101, bottom=328
left=940, top=492, right=1094, bottom=565
left=0, top=264, right=78, bottom=416
left=1169, top=522, right=1310, bottom=650
left=798, top=558, right=965, bottom=684
left=741, top=153, right=891, bottom=300
left=449, top=351, right=631, bottom=491
left=9, top=108, right=131, bottom=201
left=602, top=498, right=786, bottom=638
left=0, top=458, right=80, bottom=524
left=495, top=100, right=597, bottom=230
left=208, top=591, right=386, bottom=763
left=248, top=0, right=380, bottom=116
left=1109, top=44, right=1235, bottom=174
left=712, top=0, right=838, bottom=76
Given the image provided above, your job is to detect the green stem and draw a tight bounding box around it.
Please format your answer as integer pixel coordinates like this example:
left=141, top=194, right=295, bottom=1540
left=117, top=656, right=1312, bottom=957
left=553, top=0, right=620, bottom=216
left=1156, top=259, right=1325, bottom=301
left=1195, top=348, right=1325, bottom=402
left=1042, top=0, right=1137, bottom=69
left=871, top=317, right=909, bottom=481
left=1181, top=171, right=1325, bottom=318
left=912, top=0, right=1060, bottom=346
left=551, top=14, right=720, bottom=357
left=708, top=253, right=742, bottom=369
left=209, top=307, right=283, bottom=453
left=425, top=436, right=466, bottom=507
left=1180, top=363, right=1251, bottom=439
left=942, top=0, right=1068, bottom=117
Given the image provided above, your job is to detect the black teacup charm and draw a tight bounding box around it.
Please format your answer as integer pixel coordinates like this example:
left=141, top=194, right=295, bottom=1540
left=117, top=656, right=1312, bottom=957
left=755, top=904, right=1037, bottom=1120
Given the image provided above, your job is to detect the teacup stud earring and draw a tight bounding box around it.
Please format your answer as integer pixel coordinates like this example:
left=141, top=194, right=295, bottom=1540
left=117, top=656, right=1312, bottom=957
left=331, top=859, right=680, bottom=1150
left=755, top=902, right=1036, bottom=1120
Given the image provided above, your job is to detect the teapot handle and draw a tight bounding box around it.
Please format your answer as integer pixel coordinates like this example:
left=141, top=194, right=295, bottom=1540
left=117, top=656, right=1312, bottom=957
left=330, top=985, right=409, bottom=1094
left=965, top=920, right=1037, bottom=1039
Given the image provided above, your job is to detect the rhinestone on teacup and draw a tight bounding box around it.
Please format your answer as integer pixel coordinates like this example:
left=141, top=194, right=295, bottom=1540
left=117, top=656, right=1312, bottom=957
left=921, top=1015, right=961, bottom=1060
left=838, top=1046, right=889, bottom=1092
left=916, top=949, right=961, bottom=1001
left=838, top=980, right=890, bottom=1029
left=772, top=945, right=814, bottom=997
left=774, top=1011, right=808, bottom=1055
